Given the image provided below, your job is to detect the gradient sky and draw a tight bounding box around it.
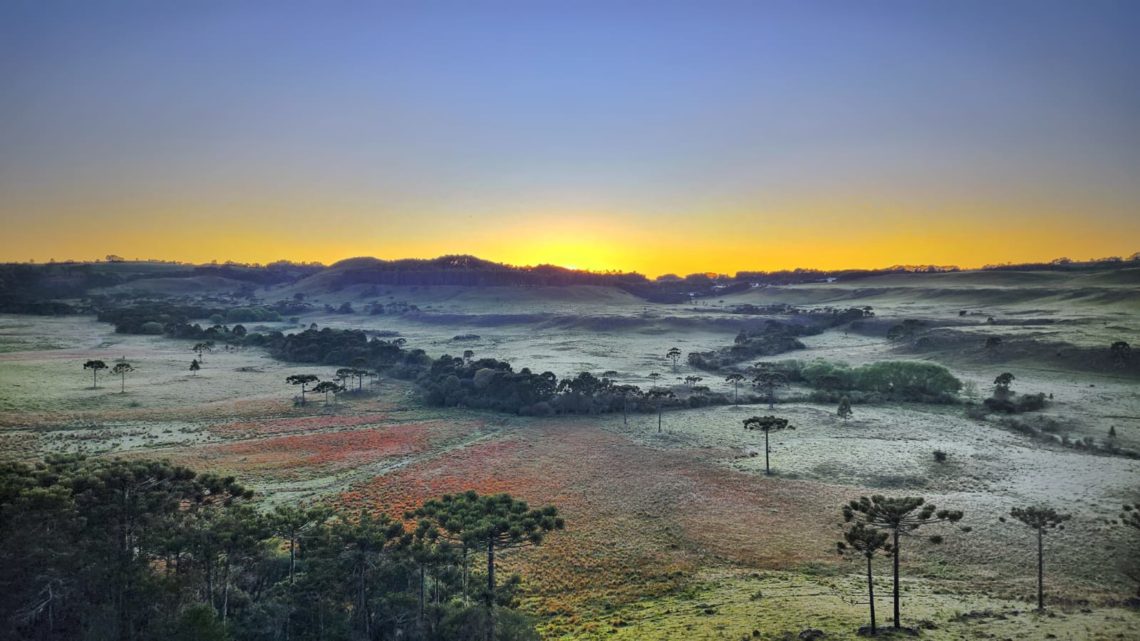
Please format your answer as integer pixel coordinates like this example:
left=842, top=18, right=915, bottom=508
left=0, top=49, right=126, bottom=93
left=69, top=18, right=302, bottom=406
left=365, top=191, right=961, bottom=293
left=2, top=1, right=1138, bottom=276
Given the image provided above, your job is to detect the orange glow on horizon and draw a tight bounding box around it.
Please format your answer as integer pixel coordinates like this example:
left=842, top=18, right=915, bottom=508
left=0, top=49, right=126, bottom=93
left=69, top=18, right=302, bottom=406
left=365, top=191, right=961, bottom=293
left=3, top=200, right=1136, bottom=278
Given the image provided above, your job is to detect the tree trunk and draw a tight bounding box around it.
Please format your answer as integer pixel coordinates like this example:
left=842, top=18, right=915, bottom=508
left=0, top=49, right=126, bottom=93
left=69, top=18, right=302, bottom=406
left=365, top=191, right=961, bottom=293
left=121, top=374, right=126, bottom=393
left=419, top=563, right=426, bottom=624
left=657, top=403, right=662, bottom=433
left=93, top=369, right=98, bottom=388
left=892, top=529, right=901, bottom=628
left=486, top=538, right=495, bottom=605
left=867, top=554, right=877, bottom=634
left=1037, top=526, right=1045, bottom=611
left=289, top=533, right=296, bottom=584
left=462, top=544, right=469, bottom=605
left=222, top=557, right=230, bottom=624
left=764, top=430, right=771, bottom=475
left=486, top=538, right=495, bottom=641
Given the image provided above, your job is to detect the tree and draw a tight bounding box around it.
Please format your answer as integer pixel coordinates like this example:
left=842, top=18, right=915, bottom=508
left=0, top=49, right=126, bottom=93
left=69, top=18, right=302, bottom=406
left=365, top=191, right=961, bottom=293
left=993, top=372, right=1015, bottom=398
left=111, top=362, right=134, bottom=394
left=683, top=375, right=702, bottom=388
left=837, top=523, right=890, bottom=634
left=270, top=504, right=330, bottom=586
left=83, top=360, right=107, bottom=389
left=350, top=357, right=369, bottom=391
left=412, top=492, right=563, bottom=640
left=843, top=496, right=963, bottom=629
left=613, top=384, right=641, bottom=426
left=1002, top=506, right=1070, bottom=611
left=837, top=396, right=853, bottom=420
left=335, top=367, right=354, bottom=389
left=192, top=342, right=214, bottom=364
left=742, top=415, right=794, bottom=475
left=666, top=347, right=682, bottom=371
left=190, top=359, right=200, bottom=376
left=725, top=373, right=745, bottom=404
left=463, top=350, right=475, bottom=364
left=312, top=381, right=343, bottom=406
left=751, top=364, right=786, bottom=409
left=1111, top=341, right=1132, bottom=368
left=286, top=374, right=319, bottom=405
left=646, top=388, right=674, bottom=433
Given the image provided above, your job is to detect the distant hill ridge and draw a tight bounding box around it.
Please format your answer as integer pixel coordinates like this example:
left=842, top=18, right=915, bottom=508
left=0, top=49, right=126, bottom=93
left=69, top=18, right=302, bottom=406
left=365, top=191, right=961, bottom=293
left=0, top=253, right=1137, bottom=311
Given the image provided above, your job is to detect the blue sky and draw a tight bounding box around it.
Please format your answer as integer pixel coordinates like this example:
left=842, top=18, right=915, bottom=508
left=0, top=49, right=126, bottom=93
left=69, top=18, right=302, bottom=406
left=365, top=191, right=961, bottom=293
left=2, top=1, right=1138, bottom=272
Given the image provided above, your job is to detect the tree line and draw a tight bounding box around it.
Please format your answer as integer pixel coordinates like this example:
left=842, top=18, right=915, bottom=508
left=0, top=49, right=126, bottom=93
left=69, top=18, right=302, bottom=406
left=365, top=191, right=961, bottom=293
left=0, top=456, right=560, bottom=641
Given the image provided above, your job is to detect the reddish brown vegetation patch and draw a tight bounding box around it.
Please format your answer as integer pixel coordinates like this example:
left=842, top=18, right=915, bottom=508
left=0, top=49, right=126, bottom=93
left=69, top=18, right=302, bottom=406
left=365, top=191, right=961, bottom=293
left=335, top=420, right=846, bottom=618
left=171, top=419, right=479, bottom=478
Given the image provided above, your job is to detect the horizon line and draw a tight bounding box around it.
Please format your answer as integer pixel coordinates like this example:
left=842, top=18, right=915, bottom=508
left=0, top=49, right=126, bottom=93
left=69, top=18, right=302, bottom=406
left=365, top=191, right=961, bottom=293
left=6, top=251, right=1138, bottom=279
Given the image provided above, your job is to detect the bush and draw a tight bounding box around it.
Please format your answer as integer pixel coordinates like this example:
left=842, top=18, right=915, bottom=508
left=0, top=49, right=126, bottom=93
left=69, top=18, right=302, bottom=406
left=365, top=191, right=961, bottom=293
left=983, top=391, right=1047, bottom=414
left=780, top=359, right=961, bottom=403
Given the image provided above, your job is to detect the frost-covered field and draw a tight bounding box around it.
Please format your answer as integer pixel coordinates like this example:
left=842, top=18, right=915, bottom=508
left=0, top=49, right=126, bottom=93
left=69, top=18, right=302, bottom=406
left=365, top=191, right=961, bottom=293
left=1, top=270, right=1138, bottom=639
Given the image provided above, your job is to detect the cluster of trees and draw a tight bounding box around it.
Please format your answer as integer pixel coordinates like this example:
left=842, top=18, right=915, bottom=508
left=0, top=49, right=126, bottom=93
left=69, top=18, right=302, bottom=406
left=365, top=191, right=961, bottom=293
left=687, top=321, right=812, bottom=370
left=837, top=495, right=1137, bottom=634
left=249, top=329, right=429, bottom=374
left=982, top=372, right=1047, bottom=414
left=82, top=359, right=136, bottom=392
left=97, top=303, right=225, bottom=335
left=837, top=496, right=965, bottom=633
left=418, top=356, right=713, bottom=416
left=760, top=359, right=964, bottom=404
left=0, top=457, right=559, bottom=641
left=0, top=263, right=119, bottom=314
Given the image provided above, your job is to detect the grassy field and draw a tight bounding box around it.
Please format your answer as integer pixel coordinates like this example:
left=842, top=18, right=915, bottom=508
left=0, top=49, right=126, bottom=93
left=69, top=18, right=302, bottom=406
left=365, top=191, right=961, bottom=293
left=1, top=269, right=1137, bottom=639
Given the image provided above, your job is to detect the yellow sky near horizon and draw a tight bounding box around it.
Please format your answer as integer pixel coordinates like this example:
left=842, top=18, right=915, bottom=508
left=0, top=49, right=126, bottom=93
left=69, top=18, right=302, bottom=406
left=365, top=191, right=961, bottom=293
left=3, top=198, right=1136, bottom=277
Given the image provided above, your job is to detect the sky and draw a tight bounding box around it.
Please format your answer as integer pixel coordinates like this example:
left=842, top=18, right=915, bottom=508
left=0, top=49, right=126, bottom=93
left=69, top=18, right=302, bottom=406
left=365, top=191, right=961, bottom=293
left=1, top=0, right=1138, bottom=276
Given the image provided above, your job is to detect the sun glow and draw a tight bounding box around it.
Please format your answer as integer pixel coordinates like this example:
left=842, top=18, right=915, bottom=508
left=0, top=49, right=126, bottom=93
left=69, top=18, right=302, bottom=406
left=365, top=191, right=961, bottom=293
left=473, top=216, right=638, bottom=273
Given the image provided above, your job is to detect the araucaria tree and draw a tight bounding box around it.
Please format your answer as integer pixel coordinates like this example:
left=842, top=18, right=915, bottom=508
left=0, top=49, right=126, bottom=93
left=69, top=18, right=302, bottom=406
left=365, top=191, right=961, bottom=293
left=842, top=495, right=964, bottom=629
left=111, top=362, right=134, bottom=393
left=751, top=364, right=786, bottom=409
left=742, top=415, right=794, bottom=475
left=725, top=373, right=745, bottom=404
left=666, top=347, right=682, bottom=371
left=412, top=491, right=563, bottom=639
left=647, top=388, right=674, bottom=433
left=837, top=523, right=891, bottom=634
left=190, top=359, right=200, bottom=376
left=312, top=380, right=343, bottom=406
left=83, top=359, right=107, bottom=388
left=1002, top=506, right=1070, bottom=611
left=192, top=341, right=214, bottom=364
left=285, top=374, right=319, bottom=405
left=613, top=384, right=641, bottom=426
